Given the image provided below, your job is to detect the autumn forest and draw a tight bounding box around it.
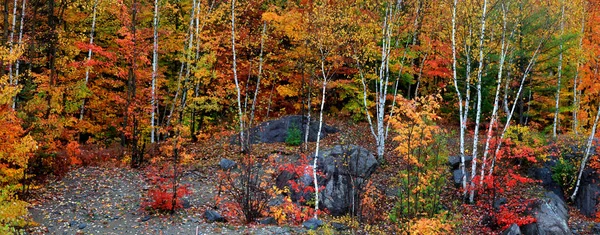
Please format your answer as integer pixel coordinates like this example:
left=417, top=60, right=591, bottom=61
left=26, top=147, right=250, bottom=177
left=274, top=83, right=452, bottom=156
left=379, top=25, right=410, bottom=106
left=1, top=0, right=600, bottom=234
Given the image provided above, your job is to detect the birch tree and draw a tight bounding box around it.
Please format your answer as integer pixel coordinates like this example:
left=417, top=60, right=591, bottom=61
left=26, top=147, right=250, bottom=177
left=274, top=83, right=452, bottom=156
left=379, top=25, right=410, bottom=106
left=573, top=4, right=586, bottom=135
left=150, top=0, right=158, bottom=143
left=474, top=0, right=514, bottom=202
left=231, top=0, right=244, bottom=152
left=11, top=0, right=25, bottom=109
left=552, top=1, right=565, bottom=138
left=79, top=0, right=98, bottom=120
left=469, top=0, right=489, bottom=201
left=571, top=103, right=600, bottom=201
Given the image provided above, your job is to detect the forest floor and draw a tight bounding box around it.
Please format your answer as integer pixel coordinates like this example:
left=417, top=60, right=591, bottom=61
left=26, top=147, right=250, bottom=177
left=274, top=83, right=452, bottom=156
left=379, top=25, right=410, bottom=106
left=23, top=116, right=600, bottom=234
left=26, top=166, right=306, bottom=235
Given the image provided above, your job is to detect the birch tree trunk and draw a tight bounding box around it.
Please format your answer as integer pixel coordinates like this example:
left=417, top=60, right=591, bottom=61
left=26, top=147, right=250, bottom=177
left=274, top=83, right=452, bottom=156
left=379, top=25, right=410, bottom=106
left=12, top=0, right=25, bottom=109
left=571, top=103, right=600, bottom=201
left=231, top=0, right=244, bottom=152
left=573, top=7, right=585, bottom=135
left=7, top=0, right=17, bottom=92
left=150, top=0, right=158, bottom=143
left=489, top=40, right=545, bottom=175
left=475, top=0, right=512, bottom=202
left=247, top=22, right=267, bottom=148
left=469, top=0, right=488, bottom=201
left=553, top=2, right=565, bottom=138
left=450, top=0, right=468, bottom=191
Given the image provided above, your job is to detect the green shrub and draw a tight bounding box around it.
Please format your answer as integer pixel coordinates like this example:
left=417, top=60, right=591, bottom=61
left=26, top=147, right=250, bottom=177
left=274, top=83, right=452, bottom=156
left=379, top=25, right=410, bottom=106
left=285, top=125, right=302, bottom=146
left=552, top=158, right=577, bottom=194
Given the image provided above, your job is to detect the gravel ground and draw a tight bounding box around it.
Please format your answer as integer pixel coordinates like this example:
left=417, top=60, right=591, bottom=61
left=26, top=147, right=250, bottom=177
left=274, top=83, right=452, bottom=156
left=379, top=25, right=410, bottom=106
left=27, top=167, right=305, bottom=235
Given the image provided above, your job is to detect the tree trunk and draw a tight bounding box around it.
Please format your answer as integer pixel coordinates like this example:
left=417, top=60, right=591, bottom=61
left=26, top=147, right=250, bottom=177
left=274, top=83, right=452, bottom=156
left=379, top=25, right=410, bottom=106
left=12, top=0, right=25, bottom=109
left=231, top=0, right=244, bottom=152
left=469, top=0, right=488, bottom=202
left=79, top=0, right=98, bottom=120
left=150, top=0, right=158, bottom=143
left=450, top=0, right=467, bottom=192
left=553, top=3, right=565, bottom=138
left=571, top=103, right=600, bottom=201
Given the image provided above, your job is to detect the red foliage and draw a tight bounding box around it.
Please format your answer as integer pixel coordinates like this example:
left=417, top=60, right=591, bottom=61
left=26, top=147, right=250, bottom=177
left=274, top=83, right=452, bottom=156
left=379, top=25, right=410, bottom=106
left=142, top=165, right=190, bottom=213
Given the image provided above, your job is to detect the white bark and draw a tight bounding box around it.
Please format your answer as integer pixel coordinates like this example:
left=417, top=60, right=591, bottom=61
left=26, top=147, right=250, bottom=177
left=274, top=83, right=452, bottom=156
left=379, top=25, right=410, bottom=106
left=573, top=6, right=585, bottom=135
left=79, top=0, right=98, bottom=120
left=313, top=53, right=330, bottom=218
left=150, top=0, right=158, bottom=143
left=165, top=0, right=196, bottom=131
left=7, top=0, right=18, bottom=91
left=469, top=0, right=488, bottom=202
left=450, top=0, right=468, bottom=191
left=248, top=22, right=267, bottom=141
left=475, top=0, right=512, bottom=202
left=489, top=40, right=545, bottom=176
left=231, top=0, right=244, bottom=152
left=553, top=3, right=565, bottom=138
left=570, top=103, right=600, bottom=201
left=12, top=0, right=25, bottom=109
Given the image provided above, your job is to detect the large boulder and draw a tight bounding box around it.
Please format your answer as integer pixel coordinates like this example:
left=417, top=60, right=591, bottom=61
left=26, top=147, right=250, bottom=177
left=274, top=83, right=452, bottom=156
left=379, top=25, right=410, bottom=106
left=503, top=223, right=522, bottom=235
left=573, top=168, right=600, bottom=217
left=521, top=191, right=571, bottom=235
left=312, top=145, right=379, bottom=216
left=528, top=159, right=564, bottom=202
left=231, top=115, right=338, bottom=145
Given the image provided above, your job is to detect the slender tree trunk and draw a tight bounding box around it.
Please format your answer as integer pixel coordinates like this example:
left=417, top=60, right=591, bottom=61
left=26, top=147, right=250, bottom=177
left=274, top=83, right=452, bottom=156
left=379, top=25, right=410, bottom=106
left=571, top=103, right=600, bottom=201
left=7, top=0, right=17, bottom=91
left=313, top=55, right=329, bottom=219
left=450, top=0, right=468, bottom=191
left=165, top=0, right=196, bottom=132
left=573, top=7, right=585, bottom=135
left=12, top=0, right=25, bottom=109
left=150, top=0, right=158, bottom=143
left=79, top=0, right=98, bottom=120
left=231, top=0, right=244, bottom=152
left=247, top=22, right=267, bottom=144
left=475, top=0, right=511, bottom=202
left=553, top=3, right=565, bottom=138
left=469, top=0, right=488, bottom=202
left=489, top=40, right=545, bottom=176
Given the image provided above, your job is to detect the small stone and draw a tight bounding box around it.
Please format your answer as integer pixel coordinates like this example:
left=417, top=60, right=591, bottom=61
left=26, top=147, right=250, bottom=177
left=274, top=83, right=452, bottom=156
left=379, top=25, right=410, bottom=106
left=258, top=217, right=277, bottom=225
left=77, top=223, right=87, bottom=229
left=331, top=222, right=349, bottom=231
left=204, top=210, right=226, bottom=223
left=69, top=221, right=78, bottom=227
left=141, top=215, right=151, bottom=222
left=219, top=158, right=237, bottom=170
left=302, top=218, right=323, bottom=230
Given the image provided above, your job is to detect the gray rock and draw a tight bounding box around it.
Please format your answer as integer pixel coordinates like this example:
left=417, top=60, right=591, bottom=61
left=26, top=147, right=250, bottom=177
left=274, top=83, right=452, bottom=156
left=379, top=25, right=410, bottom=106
left=494, top=197, right=508, bottom=210
left=204, top=210, right=226, bottom=223
left=219, top=158, right=237, bottom=170
left=574, top=168, right=600, bottom=217
left=181, top=198, right=191, bottom=209
left=528, top=165, right=564, bottom=202
left=331, top=222, right=349, bottom=231
left=68, top=221, right=78, bottom=227
left=448, top=155, right=473, bottom=169
left=503, top=223, right=522, bottom=235
left=141, top=215, right=151, bottom=222
left=258, top=217, right=277, bottom=225
left=453, top=169, right=470, bottom=187
left=77, top=223, right=87, bottom=229
left=593, top=223, right=600, bottom=234
left=314, top=145, right=378, bottom=216
left=231, top=115, right=338, bottom=145
left=302, top=218, right=323, bottom=230
left=521, top=191, right=571, bottom=235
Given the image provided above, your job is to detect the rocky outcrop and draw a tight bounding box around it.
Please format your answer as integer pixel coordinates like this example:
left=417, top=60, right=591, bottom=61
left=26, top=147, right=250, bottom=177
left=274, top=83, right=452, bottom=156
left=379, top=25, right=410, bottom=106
left=521, top=191, right=571, bottom=235
left=231, top=115, right=338, bottom=145
left=277, top=145, right=378, bottom=216
left=313, top=145, right=379, bottom=216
